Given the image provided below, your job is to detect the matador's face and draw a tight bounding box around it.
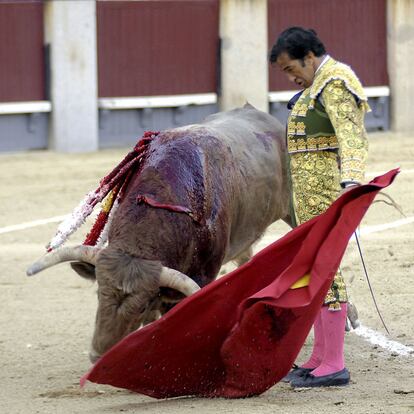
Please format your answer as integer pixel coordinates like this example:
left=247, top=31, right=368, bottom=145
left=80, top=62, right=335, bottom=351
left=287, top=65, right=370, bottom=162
left=276, top=51, right=317, bottom=89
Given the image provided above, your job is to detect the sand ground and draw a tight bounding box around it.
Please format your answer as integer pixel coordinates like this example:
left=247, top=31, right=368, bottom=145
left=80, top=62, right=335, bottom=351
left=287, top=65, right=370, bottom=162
left=0, top=131, right=413, bottom=413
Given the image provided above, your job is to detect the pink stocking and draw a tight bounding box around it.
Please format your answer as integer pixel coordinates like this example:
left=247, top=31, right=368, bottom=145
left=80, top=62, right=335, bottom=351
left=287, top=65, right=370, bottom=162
left=311, top=303, right=347, bottom=377
left=300, top=310, right=324, bottom=369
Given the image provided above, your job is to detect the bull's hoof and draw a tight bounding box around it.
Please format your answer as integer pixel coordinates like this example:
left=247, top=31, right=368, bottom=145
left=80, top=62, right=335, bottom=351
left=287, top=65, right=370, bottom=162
left=89, top=349, right=101, bottom=364
left=347, top=302, right=360, bottom=330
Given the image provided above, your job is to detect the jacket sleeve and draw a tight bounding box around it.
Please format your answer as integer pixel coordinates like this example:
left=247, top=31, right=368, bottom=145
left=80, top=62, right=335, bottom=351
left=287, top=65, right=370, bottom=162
left=321, top=79, right=369, bottom=185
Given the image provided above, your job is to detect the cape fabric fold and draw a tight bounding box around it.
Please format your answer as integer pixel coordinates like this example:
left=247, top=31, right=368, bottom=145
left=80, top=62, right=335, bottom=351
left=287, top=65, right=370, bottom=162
left=81, top=169, right=398, bottom=398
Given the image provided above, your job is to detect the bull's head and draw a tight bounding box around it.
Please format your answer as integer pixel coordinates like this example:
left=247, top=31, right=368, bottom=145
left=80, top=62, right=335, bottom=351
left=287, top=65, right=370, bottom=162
left=27, top=246, right=200, bottom=362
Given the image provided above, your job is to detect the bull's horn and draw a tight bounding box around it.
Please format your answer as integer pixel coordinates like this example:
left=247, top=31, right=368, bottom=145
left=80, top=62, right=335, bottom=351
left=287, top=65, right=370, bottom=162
left=159, top=267, right=201, bottom=296
left=26, top=245, right=101, bottom=276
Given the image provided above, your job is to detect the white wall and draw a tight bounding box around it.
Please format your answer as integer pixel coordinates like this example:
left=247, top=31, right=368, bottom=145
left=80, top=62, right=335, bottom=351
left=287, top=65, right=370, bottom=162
left=44, top=1, right=98, bottom=152
left=387, top=0, right=414, bottom=132
left=219, top=0, right=268, bottom=113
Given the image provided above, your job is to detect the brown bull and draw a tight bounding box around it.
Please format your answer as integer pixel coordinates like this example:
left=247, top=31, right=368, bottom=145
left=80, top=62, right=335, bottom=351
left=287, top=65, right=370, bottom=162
left=27, top=104, right=292, bottom=361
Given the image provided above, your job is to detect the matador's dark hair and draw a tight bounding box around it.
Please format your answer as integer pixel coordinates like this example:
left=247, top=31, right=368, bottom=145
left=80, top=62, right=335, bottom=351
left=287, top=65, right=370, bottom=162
left=269, top=27, right=326, bottom=63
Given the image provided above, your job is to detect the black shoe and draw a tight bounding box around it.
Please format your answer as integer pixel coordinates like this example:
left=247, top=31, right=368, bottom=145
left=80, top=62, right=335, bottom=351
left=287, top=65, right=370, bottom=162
left=281, top=364, right=313, bottom=383
left=290, top=368, right=350, bottom=388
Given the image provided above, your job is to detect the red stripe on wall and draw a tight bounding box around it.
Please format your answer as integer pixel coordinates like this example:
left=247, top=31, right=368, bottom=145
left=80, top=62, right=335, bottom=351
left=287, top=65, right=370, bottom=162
left=0, top=1, right=45, bottom=102
left=97, top=0, right=219, bottom=98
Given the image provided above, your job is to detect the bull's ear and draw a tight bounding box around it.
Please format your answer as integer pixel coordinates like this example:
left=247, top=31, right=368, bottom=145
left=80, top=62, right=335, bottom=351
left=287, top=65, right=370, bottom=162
left=70, top=261, right=96, bottom=280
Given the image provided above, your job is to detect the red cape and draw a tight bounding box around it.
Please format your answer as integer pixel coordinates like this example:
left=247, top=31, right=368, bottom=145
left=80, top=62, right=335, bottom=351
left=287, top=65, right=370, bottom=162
left=81, top=169, right=398, bottom=398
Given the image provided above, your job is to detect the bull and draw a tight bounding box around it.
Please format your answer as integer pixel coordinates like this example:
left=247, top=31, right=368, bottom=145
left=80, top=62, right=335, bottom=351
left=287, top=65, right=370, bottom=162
left=27, top=104, right=292, bottom=362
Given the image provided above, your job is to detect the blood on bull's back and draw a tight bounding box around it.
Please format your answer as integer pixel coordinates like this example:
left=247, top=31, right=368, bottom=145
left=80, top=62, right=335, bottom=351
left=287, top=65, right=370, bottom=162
left=110, top=104, right=290, bottom=287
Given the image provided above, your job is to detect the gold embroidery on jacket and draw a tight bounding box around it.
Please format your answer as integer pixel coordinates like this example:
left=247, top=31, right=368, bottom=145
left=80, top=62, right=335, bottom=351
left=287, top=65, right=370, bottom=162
left=322, top=80, right=369, bottom=183
left=310, top=58, right=370, bottom=113
left=287, top=135, right=339, bottom=153
left=288, top=121, right=296, bottom=135
left=289, top=151, right=348, bottom=305
left=291, top=103, right=308, bottom=117
left=296, top=122, right=306, bottom=135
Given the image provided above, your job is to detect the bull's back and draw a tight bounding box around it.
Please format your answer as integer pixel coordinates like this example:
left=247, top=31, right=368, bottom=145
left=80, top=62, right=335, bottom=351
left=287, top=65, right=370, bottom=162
left=111, top=105, right=288, bottom=281
left=202, top=105, right=289, bottom=259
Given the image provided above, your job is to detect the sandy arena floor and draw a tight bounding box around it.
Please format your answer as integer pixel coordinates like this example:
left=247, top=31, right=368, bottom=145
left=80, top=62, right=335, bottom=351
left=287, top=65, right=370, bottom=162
left=0, top=131, right=413, bottom=413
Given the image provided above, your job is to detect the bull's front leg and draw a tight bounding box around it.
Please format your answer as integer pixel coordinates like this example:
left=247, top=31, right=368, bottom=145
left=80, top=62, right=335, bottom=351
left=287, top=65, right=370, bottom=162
left=234, top=246, right=253, bottom=267
left=345, top=301, right=360, bottom=331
